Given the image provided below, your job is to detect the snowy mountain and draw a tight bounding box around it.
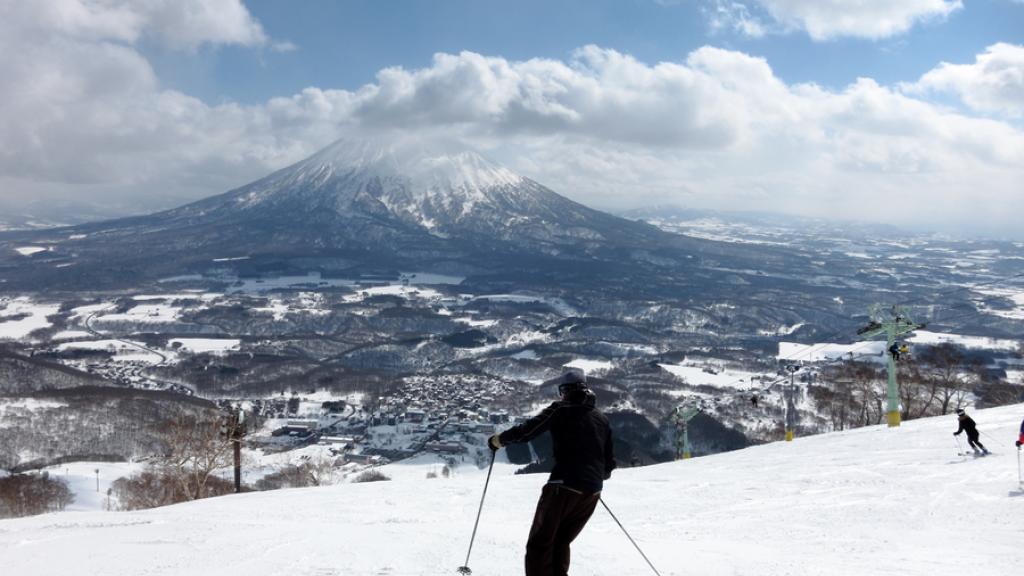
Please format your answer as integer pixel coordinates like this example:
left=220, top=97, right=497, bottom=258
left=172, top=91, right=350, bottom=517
left=2, top=137, right=725, bottom=290
left=4, top=405, right=1022, bottom=576
left=167, top=137, right=655, bottom=245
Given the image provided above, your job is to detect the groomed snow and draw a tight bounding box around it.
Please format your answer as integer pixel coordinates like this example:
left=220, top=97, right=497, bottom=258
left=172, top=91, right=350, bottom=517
left=4, top=405, right=1023, bottom=575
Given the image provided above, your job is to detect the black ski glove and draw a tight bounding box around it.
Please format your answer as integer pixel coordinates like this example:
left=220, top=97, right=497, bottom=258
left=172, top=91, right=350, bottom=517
left=488, top=434, right=502, bottom=452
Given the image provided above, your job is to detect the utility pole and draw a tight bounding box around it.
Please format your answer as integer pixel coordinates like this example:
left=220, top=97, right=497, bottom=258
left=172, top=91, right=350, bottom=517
left=222, top=405, right=247, bottom=493
left=672, top=405, right=702, bottom=459
left=856, top=304, right=925, bottom=428
left=232, top=407, right=246, bottom=493
left=784, top=365, right=800, bottom=441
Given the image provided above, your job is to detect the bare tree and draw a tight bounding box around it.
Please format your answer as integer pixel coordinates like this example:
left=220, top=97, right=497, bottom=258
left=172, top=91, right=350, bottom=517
left=110, top=471, right=177, bottom=510
left=833, top=361, right=884, bottom=427
left=915, top=344, right=975, bottom=415
left=155, top=411, right=238, bottom=501
left=303, top=455, right=340, bottom=486
left=897, top=362, right=938, bottom=421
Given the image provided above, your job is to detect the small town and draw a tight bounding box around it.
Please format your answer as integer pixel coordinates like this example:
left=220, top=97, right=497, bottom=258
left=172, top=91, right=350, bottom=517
left=231, top=374, right=519, bottom=470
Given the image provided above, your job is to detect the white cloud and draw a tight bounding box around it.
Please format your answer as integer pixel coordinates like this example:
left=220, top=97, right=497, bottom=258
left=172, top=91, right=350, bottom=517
left=142, top=0, right=268, bottom=50
left=906, top=43, right=1024, bottom=118
left=704, top=1, right=767, bottom=38
left=0, top=0, right=284, bottom=203
left=354, top=47, right=743, bottom=149
left=10, top=0, right=268, bottom=50
left=702, top=0, right=962, bottom=40
left=271, top=41, right=299, bottom=53
left=1, top=3, right=1022, bottom=237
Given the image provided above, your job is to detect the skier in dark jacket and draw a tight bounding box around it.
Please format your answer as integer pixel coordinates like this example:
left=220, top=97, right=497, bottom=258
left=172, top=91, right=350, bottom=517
left=954, top=408, right=988, bottom=455
left=888, top=342, right=901, bottom=361
left=488, top=370, right=616, bottom=576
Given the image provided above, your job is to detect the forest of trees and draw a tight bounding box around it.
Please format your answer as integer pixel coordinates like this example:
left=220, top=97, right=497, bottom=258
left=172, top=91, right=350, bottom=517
left=0, top=472, right=73, bottom=518
left=810, top=343, right=1019, bottom=431
left=0, top=387, right=216, bottom=471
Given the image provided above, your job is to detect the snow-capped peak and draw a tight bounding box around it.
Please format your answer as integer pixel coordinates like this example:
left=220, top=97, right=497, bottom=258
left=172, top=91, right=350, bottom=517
left=294, top=137, right=524, bottom=193
left=215, top=136, right=573, bottom=236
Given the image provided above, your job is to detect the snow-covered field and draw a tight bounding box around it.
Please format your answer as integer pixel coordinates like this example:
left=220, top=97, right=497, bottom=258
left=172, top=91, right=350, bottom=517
left=56, top=339, right=167, bottom=364
left=564, top=358, right=614, bottom=375
left=4, top=404, right=1023, bottom=576
left=909, top=330, right=1021, bottom=351
left=14, top=246, right=49, bottom=256
left=169, top=338, right=241, bottom=355
left=41, top=461, right=145, bottom=511
left=98, top=304, right=182, bottom=323
left=659, top=362, right=762, bottom=390
left=0, top=297, right=60, bottom=339
left=777, top=341, right=886, bottom=363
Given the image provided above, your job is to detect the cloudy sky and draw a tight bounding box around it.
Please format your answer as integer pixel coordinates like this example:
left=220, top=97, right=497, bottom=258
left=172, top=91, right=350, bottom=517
left=2, top=0, right=1023, bottom=238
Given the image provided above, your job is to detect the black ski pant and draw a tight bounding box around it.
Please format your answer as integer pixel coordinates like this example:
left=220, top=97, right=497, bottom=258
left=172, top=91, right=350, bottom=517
left=967, top=434, right=986, bottom=452
left=524, top=483, right=600, bottom=576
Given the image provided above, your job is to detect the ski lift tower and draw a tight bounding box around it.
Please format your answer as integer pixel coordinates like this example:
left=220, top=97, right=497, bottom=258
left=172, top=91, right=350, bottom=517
left=672, top=405, right=702, bottom=459
left=784, top=364, right=800, bottom=441
left=856, top=304, right=925, bottom=428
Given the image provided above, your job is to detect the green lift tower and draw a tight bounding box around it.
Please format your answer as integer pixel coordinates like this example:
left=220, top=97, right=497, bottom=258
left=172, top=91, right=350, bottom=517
left=672, top=405, right=702, bottom=459
left=856, top=304, right=925, bottom=428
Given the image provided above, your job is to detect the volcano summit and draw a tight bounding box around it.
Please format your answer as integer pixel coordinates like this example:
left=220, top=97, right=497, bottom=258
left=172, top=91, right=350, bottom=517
left=1, top=137, right=751, bottom=292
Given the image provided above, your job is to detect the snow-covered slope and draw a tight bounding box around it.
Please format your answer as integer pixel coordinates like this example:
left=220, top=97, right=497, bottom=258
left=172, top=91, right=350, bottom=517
left=4, top=406, right=1023, bottom=576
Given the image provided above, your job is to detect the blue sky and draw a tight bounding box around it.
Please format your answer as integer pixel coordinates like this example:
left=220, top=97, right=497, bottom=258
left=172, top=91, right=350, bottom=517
left=2, top=1, right=1023, bottom=238
left=154, top=0, right=1022, bottom=105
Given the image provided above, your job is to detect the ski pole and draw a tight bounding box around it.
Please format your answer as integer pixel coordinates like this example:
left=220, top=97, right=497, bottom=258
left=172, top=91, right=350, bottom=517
left=1017, top=446, right=1022, bottom=488
left=953, top=434, right=964, bottom=456
left=600, top=497, right=663, bottom=576
left=457, top=450, right=496, bottom=575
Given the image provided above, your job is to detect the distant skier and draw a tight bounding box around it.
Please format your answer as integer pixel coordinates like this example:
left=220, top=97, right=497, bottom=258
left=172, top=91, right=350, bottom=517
left=751, top=395, right=759, bottom=408
left=953, top=408, right=988, bottom=455
left=488, top=369, right=616, bottom=576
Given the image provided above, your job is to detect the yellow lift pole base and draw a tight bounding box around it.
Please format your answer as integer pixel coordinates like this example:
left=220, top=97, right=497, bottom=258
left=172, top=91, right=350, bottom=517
left=887, top=411, right=901, bottom=428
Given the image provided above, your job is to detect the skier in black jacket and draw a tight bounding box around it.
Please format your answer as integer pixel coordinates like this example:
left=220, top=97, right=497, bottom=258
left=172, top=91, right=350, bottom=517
left=488, top=370, right=616, bottom=576
left=954, top=408, right=988, bottom=455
